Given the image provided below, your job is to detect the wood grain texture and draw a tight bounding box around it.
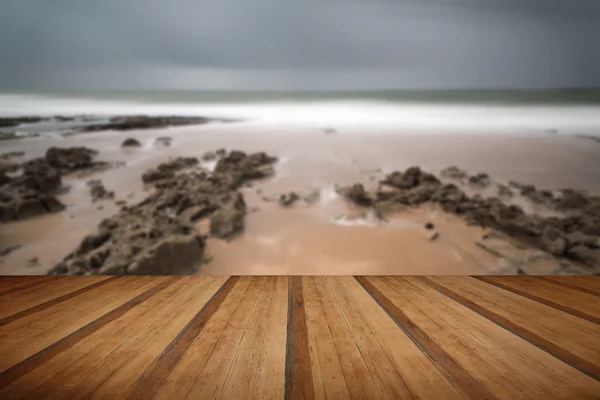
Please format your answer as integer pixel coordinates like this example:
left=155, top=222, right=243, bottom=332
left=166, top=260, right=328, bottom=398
left=0, top=276, right=174, bottom=389
left=122, top=276, right=237, bottom=400
left=541, top=276, right=600, bottom=296
left=0, top=276, right=117, bottom=327
left=383, top=277, right=600, bottom=399
left=356, top=276, right=496, bottom=400
left=0, top=276, right=599, bottom=400
left=421, top=276, right=600, bottom=381
left=286, top=277, right=315, bottom=400
left=476, top=276, right=600, bottom=324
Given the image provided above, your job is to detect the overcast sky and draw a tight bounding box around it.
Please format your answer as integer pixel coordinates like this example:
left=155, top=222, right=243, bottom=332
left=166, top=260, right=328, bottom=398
left=1, top=0, right=599, bottom=90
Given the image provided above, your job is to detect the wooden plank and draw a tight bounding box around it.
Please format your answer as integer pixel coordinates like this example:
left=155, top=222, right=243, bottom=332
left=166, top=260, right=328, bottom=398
left=219, top=277, right=287, bottom=399
left=542, top=276, right=600, bottom=296
left=303, top=276, right=350, bottom=400
left=0, top=277, right=49, bottom=294
left=537, top=277, right=600, bottom=297
left=250, top=277, right=288, bottom=400
left=325, top=276, right=417, bottom=399
left=422, top=276, right=600, bottom=381
left=0, top=276, right=173, bottom=389
left=19, top=276, right=191, bottom=400
left=44, top=276, right=228, bottom=400
left=381, top=277, right=600, bottom=400
left=338, top=277, right=463, bottom=400
left=285, top=276, right=315, bottom=400
left=0, top=276, right=163, bottom=374
left=151, top=277, right=253, bottom=400
left=315, top=277, right=381, bottom=400
left=476, top=276, right=600, bottom=324
left=0, top=277, right=72, bottom=296
left=0, top=276, right=117, bottom=326
left=0, top=276, right=187, bottom=400
left=107, top=276, right=237, bottom=400
left=182, top=277, right=263, bottom=399
left=356, top=276, right=495, bottom=400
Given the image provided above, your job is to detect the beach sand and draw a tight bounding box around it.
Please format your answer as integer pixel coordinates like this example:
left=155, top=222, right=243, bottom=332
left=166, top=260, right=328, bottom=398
left=1, top=122, right=600, bottom=275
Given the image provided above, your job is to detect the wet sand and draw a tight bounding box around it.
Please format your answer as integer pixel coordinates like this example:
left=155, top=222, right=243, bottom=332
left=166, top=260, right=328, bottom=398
left=1, top=122, right=600, bottom=275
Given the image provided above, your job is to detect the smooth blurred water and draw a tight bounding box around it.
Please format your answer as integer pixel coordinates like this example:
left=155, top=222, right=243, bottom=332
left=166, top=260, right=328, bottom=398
left=2, top=90, right=600, bottom=133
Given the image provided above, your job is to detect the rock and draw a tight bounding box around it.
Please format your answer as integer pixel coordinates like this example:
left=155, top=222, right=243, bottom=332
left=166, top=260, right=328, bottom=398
left=469, top=173, right=491, bottom=188
left=142, top=168, right=175, bottom=184
left=115, top=200, right=127, bottom=206
left=45, top=147, right=100, bottom=173
left=178, top=205, right=217, bottom=224
left=425, top=222, right=435, bottom=230
left=0, top=116, right=45, bottom=128
left=427, top=231, right=440, bottom=241
left=215, top=148, right=226, bottom=157
left=0, top=172, right=11, bottom=187
left=323, top=127, right=337, bottom=134
left=567, top=245, right=600, bottom=268
left=121, top=138, right=141, bottom=147
left=540, top=226, right=567, bottom=256
left=382, top=167, right=440, bottom=190
left=27, top=257, right=39, bottom=267
left=87, top=180, right=115, bottom=202
left=12, top=198, right=61, bottom=220
left=0, top=151, right=25, bottom=159
left=279, top=192, right=300, bottom=207
left=440, top=166, right=467, bottom=180
left=431, top=184, right=468, bottom=211
left=553, top=189, right=590, bottom=210
left=77, top=231, right=112, bottom=255
left=497, top=184, right=513, bottom=198
left=78, top=116, right=210, bottom=133
left=0, top=244, right=20, bottom=257
left=566, top=232, right=600, bottom=249
left=202, top=151, right=217, bottom=161
left=304, top=189, right=321, bottom=204
left=127, top=234, right=204, bottom=275
left=339, top=184, right=372, bottom=207
left=210, top=203, right=245, bottom=239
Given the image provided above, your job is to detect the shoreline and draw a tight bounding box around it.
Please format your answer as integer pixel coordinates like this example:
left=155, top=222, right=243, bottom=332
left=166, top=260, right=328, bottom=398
left=1, top=115, right=600, bottom=275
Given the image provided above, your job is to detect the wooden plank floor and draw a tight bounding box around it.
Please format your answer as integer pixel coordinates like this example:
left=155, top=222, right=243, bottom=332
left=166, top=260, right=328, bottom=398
left=0, top=276, right=599, bottom=399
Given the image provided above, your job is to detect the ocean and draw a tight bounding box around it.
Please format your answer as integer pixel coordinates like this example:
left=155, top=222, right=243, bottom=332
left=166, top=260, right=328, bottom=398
left=2, top=89, right=600, bottom=133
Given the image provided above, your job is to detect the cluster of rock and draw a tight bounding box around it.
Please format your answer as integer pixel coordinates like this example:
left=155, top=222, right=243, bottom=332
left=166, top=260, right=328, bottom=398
left=78, top=115, right=210, bottom=133
left=87, top=180, right=115, bottom=202
left=339, top=166, right=600, bottom=272
left=0, top=117, right=45, bottom=128
left=48, top=149, right=277, bottom=275
left=0, top=147, right=110, bottom=221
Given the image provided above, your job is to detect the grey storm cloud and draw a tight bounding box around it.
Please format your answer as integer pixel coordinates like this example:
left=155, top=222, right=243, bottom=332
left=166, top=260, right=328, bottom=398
left=1, top=0, right=600, bottom=90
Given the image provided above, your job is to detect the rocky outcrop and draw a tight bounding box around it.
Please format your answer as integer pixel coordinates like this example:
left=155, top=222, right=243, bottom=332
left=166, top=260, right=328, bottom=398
left=338, top=184, right=373, bottom=207
left=342, top=166, right=600, bottom=271
left=78, top=115, right=210, bottom=133
left=0, top=147, right=113, bottom=222
left=279, top=192, right=300, bottom=207
left=469, top=173, right=491, bottom=188
left=49, top=149, right=277, bottom=275
left=121, top=138, right=142, bottom=147
left=440, top=166, right=467, bottom=180
left=0, top=117, right=45, bottom=128
left=87, top=180, right=115, bottom=202
left=141, top=157, right=199, bottom=184
left=45, top=147, right=109, bottom=174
